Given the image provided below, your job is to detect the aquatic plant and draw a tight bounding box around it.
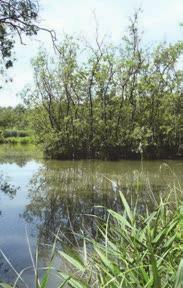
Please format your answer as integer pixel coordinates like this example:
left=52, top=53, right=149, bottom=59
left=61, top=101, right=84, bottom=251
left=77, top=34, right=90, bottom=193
left=57, top=190, right=183, bottom=288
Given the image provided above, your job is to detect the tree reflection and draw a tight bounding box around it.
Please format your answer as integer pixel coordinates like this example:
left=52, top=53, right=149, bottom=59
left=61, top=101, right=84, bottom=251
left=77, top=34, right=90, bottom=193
left=22, top=163, right=120, bottom=245
left=0, top=176, right=17, bottom=198
left=22, top=162, right=164, bottom=246
left=0, top=175, right=18, bottom=216
left=0, top=144, right=42, bottom=167
left=0, top=158, right=29, bottom=167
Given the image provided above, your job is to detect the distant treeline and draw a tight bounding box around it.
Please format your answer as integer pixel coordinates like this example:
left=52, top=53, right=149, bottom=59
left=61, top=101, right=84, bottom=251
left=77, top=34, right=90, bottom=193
left=0, top=105, right=33, bottom=144
left=0, top=105, right=28, bottom=129
left=23, top=14, right=183, bottom=160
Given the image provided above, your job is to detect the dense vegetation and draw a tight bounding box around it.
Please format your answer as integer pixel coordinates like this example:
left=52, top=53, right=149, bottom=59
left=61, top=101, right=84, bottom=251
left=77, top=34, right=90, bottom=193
left=0, top=104, right=33, bottom=144
left=59, top=189, right=183, bottom=288
left=23, top=14, right=183, bottom=160
left=0, top=0, right=55, bottom=91
left=0, top=0, right=55, bottom=72
left=0, top=0, right=40, bottom=89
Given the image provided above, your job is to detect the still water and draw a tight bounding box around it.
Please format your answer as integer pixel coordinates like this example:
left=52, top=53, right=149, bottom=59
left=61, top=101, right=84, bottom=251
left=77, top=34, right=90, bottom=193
left=0, top=144, right=183, bottom=286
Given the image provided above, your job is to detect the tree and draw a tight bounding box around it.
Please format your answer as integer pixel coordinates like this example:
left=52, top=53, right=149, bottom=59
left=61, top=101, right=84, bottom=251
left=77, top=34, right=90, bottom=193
left=0, top=0, right=38, bottom=69
left=26, top=12, right=183, bottom=160
left=0, top=0, right=55, bottom=70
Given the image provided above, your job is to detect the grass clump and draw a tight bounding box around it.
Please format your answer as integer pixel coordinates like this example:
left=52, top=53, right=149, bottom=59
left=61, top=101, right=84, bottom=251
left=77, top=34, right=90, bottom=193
left=57, top=190, right=183, bottom=288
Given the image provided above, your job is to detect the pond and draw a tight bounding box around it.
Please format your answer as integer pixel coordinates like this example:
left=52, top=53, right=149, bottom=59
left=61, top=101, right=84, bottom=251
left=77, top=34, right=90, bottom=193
left=0, top=144, right=183, bottom=287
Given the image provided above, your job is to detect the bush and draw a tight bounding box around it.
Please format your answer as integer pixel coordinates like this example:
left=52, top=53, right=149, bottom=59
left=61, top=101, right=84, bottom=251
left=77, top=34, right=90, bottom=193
left=0, top=130, right=5, bottom=144
left=5, top=136, right=34, bottom=144
left=3, top=130, right=18, bottom=138
left=3, top=130, right=31, bottom=138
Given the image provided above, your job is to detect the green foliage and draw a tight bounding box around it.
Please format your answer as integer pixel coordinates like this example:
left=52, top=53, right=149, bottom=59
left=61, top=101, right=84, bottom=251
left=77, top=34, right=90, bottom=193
left=0, top=104, right=34, bottom=145
left=175, top=259, right=183, bottom=288
left=26, top=14, right=183, bottom=160
left=0, top=0, right=39, bottom=70
left=0, top=105, right=31, bottom=130
left=0, top=130, right=5, bottom=144
left=3, top=130, right=30, bottom=138
left=5, top=136, right=33, bottom=144
left=58, top=191, right=183, bottom=288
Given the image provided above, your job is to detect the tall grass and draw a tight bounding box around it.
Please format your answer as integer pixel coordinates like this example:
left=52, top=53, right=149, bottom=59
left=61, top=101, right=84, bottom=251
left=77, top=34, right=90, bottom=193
left=57, top=180, right=183, bottom=288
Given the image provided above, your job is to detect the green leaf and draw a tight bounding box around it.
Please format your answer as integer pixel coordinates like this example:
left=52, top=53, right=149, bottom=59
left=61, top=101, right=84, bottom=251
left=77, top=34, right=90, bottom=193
left=58, top=276, right=71, bottom=288
left=107, top=209, right=132, bottom=229
left=0, top=284, right=13, bottom=288
left=40, top=272, right=49, bottom=288
left=59, top=273, right=88, bottom=288
left=58, top=251, right=85, bottom=272
left=94, top=246, right=121, bottom=275
left=175, top=259, right=183, bottom=288
left=119, top=191, right=134, bottom=224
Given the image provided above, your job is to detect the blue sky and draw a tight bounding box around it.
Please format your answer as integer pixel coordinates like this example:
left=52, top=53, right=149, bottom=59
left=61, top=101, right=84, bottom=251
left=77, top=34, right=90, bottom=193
left=1, top=0, right=183, bottom=106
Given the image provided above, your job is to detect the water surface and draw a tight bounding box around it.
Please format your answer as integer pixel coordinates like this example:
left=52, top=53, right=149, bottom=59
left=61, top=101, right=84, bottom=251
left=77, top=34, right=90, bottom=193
left=0, top=144, right=183, bottom=286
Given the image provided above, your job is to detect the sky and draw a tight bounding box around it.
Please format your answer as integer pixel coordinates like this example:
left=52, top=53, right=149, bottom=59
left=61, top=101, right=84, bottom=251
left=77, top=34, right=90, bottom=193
left=1, top=0, right=183, bottom=107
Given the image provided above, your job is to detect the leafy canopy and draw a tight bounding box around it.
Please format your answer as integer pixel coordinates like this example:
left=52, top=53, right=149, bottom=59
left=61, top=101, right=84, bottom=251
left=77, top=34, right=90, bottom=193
left=0, top=0, right=40, bottom=69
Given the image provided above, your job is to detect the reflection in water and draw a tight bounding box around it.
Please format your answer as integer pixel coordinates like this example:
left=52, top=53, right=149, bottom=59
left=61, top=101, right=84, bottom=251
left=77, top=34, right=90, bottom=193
left=0, top=174, right=18, bottom=212
left=0, top=174, right=19, bottom=284
left=0, top=146, right=183, bottom=287
left=23, top=163, right=118, bottom=245
left=22, top=161, right=176, bottom=248
left=0, top=144, right=42, bottom=167
left=0, top=175, right=18, bottom=196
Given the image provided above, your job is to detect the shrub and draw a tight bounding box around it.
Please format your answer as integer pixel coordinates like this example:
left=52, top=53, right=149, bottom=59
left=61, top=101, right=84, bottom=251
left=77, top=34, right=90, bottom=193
left=5, top=136, right=34, bottom=144
left=3, top=130, right=31, bottom=138
left=0, top=130, right=5, bottom=144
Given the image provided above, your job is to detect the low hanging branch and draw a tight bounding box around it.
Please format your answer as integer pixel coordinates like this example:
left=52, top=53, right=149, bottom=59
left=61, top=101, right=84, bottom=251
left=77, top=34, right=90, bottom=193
left=0, top=0, right=57, bottom=69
